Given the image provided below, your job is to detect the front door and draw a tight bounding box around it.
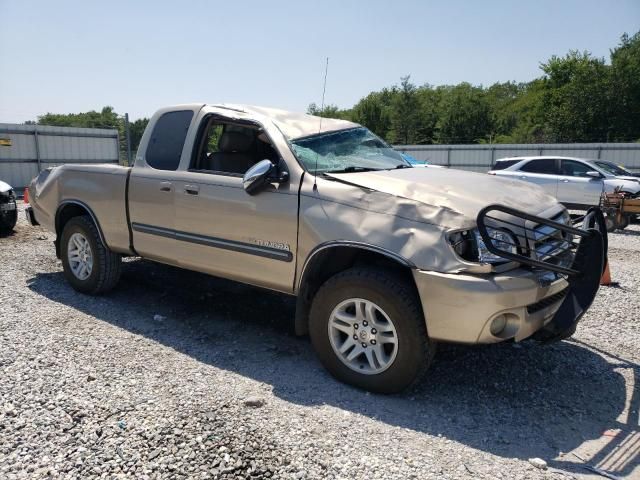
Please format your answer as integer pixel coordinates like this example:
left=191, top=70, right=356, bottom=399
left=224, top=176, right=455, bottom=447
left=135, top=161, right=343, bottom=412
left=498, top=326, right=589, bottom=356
left=557, top=159, right=603, bottom=206
left=171, top=118, right=298, bottom=293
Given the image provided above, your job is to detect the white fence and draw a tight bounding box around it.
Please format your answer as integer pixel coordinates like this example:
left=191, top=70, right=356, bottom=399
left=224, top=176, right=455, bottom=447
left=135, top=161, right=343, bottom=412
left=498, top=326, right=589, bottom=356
left=0, top=123, right=119, bottom=189
left=394, top=143, right=640, bottom=173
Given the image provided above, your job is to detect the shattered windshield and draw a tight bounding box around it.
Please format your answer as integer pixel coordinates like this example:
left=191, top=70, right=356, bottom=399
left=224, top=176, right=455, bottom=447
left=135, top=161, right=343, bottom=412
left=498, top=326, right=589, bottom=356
left=290, top=127, right=409, bottom=174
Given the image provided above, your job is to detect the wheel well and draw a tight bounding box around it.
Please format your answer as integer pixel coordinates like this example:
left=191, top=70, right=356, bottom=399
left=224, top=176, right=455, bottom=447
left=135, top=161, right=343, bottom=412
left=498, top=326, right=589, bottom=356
left=294, top=246, right=417, bottom=336
left=55, top=203, right=103, bottom=258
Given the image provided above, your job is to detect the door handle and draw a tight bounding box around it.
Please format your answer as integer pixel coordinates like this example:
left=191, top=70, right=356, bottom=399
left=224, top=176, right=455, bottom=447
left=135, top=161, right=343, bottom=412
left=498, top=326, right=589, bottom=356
left=185, top=184, right=200, bottom=195
left=159, top=181, right=172, bottom=192
left=520, top=176, right=527, bottom=180
left=562, top=179, right=570, bottom=183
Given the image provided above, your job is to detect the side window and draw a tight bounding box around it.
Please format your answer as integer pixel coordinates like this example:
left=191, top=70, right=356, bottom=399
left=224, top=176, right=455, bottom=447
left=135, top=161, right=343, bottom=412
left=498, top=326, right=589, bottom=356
left=491, top=159, right=521, bottom=170
left=560, top=160, right=592, bottom=177
left=146, top=110, right=194, bottom=171
left=519, top=159, right=558, bottom=175
left=192, top=118, right=280, bottom=175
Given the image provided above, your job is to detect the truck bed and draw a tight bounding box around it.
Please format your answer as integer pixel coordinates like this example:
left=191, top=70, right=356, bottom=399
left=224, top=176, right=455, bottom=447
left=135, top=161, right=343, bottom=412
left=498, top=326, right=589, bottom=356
left=29, top=164, right=133, bottom=254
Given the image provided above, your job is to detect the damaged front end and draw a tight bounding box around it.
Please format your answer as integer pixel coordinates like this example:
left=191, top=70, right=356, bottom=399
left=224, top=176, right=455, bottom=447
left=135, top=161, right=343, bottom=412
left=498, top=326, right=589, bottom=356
left=476, top=205, right=607, bottom=342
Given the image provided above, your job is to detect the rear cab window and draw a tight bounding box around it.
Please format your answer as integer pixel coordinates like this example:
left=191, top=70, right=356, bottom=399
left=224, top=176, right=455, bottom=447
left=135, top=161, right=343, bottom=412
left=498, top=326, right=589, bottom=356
left=146, top=110, right=194, bottom=171
left=518, top=159, right=558, bottom=174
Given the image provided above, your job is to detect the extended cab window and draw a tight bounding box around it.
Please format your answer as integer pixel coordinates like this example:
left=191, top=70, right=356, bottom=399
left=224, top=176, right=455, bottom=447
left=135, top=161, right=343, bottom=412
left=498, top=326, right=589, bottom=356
left=519, top=159, right=558, bottom=175
left=191, top=118, right=279, bottom=175
left=146, top=110, right=194, bottom=171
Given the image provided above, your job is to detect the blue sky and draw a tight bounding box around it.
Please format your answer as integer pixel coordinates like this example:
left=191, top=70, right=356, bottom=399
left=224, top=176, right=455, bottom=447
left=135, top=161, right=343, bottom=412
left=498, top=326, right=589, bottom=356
left=1, top=0, right=638, bottom=122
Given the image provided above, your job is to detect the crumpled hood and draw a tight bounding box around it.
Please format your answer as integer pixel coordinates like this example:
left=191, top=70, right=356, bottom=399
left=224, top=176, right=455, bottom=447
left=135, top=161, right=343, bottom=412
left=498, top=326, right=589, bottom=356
left=605, top=177, right=640, bottom=192
left=326, top=167, right=560, bottom=227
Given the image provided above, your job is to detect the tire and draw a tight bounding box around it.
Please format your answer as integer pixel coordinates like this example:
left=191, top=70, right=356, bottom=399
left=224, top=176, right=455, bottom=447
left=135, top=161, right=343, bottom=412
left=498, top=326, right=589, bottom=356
left=309, top=267, right=434, bottom=393
left=618, top=215, right=630, bottom=230
left=0, top=200, right=17, bottom=234
left=604, top=215, right=617, bottom=233
left=60, top=216, right=122, bottom=294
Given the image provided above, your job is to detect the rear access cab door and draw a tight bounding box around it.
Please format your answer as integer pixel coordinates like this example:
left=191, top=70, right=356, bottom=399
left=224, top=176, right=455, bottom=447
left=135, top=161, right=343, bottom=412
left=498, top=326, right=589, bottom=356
left=128, top=107, right=199, bottom=265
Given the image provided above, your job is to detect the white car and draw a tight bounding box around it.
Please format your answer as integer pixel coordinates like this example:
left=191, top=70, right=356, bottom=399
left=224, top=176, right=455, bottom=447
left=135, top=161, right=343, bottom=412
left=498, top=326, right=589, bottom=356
left=489, top=156, right=640, bottom=210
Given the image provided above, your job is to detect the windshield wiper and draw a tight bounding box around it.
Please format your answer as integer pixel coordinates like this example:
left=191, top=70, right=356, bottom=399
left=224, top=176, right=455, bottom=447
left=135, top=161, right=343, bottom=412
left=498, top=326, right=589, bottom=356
left=394, top=164, right=412, bottom=169
left=323, top=166, right=382, bottom=174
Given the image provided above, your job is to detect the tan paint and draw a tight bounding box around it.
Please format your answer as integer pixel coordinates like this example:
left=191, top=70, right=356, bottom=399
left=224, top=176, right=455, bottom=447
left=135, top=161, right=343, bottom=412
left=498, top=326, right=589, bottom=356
left=28, top=103, right=575, bottom=344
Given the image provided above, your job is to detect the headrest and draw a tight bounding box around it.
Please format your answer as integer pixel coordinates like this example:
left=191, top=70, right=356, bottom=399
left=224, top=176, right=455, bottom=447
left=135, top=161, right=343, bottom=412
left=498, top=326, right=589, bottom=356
left=219, top=131, right=253, bottom=153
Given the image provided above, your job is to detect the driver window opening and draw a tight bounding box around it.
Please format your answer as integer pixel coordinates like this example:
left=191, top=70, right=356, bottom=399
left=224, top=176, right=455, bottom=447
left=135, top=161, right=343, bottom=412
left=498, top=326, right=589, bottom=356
left=560, top=160, right=593, bottom=177
left=191, top=118, right=280, bottom=175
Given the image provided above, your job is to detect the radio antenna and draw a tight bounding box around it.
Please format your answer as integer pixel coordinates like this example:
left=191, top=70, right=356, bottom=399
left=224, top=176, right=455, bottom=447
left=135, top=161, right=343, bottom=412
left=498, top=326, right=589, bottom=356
left=313, top=57, right=329, bottom=190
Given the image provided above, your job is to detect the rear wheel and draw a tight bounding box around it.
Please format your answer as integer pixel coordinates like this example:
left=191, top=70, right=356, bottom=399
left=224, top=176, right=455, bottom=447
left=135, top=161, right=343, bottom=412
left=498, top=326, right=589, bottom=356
left=309, top=267, right=434, bottom=393
left=604, top=213, right=630, bottom=232
left=61, top=216, right=121, bottom=294
left=604, top=214, right=618, bottom=232
left=618, top=215, right=630, bottom=230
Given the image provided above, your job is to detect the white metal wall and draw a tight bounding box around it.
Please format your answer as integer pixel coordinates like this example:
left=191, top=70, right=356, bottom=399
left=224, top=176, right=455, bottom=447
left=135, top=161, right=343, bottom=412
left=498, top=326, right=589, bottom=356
left=395, top=143, right=640, bottom=173
left=0, top=123, right=119, bottom=189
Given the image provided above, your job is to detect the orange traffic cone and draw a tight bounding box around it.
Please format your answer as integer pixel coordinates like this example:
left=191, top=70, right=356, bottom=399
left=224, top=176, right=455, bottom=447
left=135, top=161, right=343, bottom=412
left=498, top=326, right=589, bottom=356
left=600, top=260, right=612, bottom=286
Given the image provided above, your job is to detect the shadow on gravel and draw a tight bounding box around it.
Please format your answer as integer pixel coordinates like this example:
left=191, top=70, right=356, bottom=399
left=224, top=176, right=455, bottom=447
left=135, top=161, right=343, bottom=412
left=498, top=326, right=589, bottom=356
left=614, top=229, right=640, bottom=237
left=27, top=259, right=639, bottom=477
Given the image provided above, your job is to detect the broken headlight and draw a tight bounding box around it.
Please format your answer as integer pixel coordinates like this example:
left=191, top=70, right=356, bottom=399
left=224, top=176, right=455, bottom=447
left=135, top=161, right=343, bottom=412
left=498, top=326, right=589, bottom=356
left=449, top=228, right=518, bottom=264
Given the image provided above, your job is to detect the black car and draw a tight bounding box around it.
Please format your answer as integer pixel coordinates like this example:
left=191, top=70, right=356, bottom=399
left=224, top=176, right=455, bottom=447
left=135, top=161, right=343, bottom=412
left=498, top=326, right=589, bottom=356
left=0, top=180, right=17, bottom=234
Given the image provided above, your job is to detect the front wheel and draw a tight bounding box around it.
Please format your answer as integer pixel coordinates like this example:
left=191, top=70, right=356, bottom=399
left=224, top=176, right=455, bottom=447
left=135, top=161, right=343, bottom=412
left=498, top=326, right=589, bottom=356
left=309, top=267, right=434, bottom=393
left=61, top=216, right=122, bottom=294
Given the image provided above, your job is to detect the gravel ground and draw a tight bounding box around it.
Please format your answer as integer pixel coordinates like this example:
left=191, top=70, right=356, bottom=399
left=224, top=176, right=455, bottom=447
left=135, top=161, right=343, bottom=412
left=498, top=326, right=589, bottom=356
left=1, top=202, right=638, bottom=479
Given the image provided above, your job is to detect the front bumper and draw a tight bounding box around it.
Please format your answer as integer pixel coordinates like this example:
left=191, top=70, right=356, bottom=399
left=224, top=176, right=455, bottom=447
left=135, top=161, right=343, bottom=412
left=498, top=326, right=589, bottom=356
left=414, top=205, right=605, bottom=344
left=413, top=268, right=569, bottom=343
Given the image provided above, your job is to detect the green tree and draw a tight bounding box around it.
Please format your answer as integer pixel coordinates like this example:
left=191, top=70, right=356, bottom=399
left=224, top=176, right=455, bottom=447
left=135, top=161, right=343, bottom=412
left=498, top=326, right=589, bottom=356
left=38, top=106, right=121, bottom=129
left=435, top=83, right=492, bottom=143
left=540, top=51, right=612, bottom=142
left=37, top=107, right=148, bottom=163
left=610, top=32, right=640, bottom=141
left=351, top=92, right=392, bottom=139
left=414, top=86, right=440, bottom=144
left=389, top=76, right=421, bottom=144
left=128, top=118, right=149, bottom=154
left=306, top=103, right=352, bottom=120
left=503, top=79, right=547, bottom=143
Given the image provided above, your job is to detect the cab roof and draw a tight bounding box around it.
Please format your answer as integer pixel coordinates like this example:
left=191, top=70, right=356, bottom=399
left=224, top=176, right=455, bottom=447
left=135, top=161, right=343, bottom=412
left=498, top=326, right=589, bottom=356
left=211, top=103, right=360, bottom=140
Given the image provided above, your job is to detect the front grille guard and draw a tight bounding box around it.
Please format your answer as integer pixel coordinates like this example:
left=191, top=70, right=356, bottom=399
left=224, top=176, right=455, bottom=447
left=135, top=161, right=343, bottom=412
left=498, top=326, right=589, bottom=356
left=476, top=205, right=607, bottom=277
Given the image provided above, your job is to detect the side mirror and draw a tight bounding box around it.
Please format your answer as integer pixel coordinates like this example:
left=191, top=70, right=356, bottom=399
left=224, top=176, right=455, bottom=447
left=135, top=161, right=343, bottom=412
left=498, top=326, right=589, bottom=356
left=242, top=159, right=288, bottom=195
left=585, top=170, right=602, bottom=179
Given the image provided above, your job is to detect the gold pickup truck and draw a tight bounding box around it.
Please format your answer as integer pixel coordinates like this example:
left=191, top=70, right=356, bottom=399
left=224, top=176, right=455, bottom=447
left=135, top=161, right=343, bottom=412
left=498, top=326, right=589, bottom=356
left=25, top=104, right=606, bottom=392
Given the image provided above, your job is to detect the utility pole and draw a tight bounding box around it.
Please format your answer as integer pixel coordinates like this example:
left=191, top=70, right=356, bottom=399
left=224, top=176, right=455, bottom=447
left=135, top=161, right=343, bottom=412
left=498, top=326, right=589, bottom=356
left=124, top=113, right=132, bottom=166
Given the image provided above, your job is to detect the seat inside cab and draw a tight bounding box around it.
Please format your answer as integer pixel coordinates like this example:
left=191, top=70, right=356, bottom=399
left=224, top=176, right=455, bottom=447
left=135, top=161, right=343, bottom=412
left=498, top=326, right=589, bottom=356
left=193, top=119, right=279, bottom=175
